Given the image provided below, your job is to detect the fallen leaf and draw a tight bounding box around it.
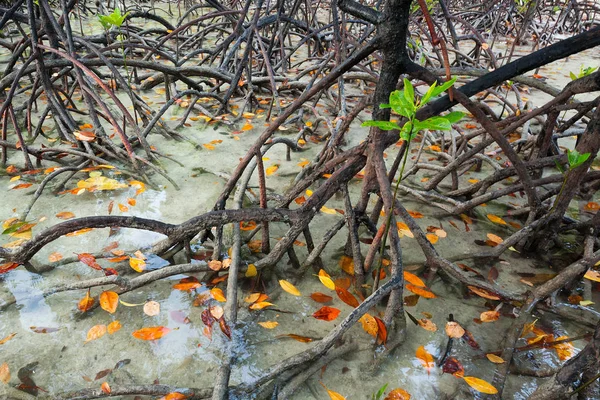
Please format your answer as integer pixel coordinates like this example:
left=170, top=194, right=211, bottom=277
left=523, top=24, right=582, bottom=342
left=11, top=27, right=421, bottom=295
left=442, top=357, right=464, bottom=377
left=320, top=382, right=346, bottom=400
left=584, top=202, right=600, bottom=212
left=463, top=376, right=498, bottom=394
left=78, top=289, right=95, bottom=312
left=486, top=233, right=503, bottom=244
left=339, top=255, right=354, bottom=275
left=426, top=233, right=439, bottom=244
left=210, top=305, right=224, bottom=320
left=553, top=335, right=574, bottom=361
left=468, top=286, right=501, bottom=300
left=0, top=333, right=16, bottom=345
left=486, top=354, right=505, bottom=363
left=249, top=301, right=274, bottom=310
left=335, top=287, right=359, bottom=308
left=418, top=319, right=437, bottom=332
left=107, top=321, right=122, bottom=334
left=173, top=282, right=201, bottom=291
left=313, top=306, right=341, bottom=321
left=48, top=252, right=63, bottom=262
left=279, top=280, right=301, bottom=296
left=310, top=292, right=333, bottom=303
left=584, top=269, right=600, bottom=282
left=245, top=264, right=257, bottom=277
left=132, top=326, right=171, bottom=340
left=56, top=211, right=75, bottom=219
left=408, top=210, right=424, bottom=218
left=480, top=310, right=500, bottom=322
left=0, top=363, right=9, bottom=384
left=210, top=287, right=227, bottom=302
left=258, top=321, right=279, bottom=329
left=101, top=381, right=111, bottom=394
left=445, top=321, right=466, bottom=338
left=129, top=257, right=146, bottom=272
left=85, top=324, right=107, bottom=343
left=276, top=333, right=315, bottom=343
left=359, top=313, right=378, bottom=337
left=159, top=392, right=189, bottom=400
left=403, top=271, right=425, bottom=287
left=405, top=284, right=436, bottom=298
left=385, top=388, right=411, bottom=400
left=143, top=301, right=160, bottom=316
left=416, top=346, right=435, bottom=370
left=265, top=165, right=279, bottom=176
left=487, top=214, right=507, bottom=225
left=78, top=253, right=102, bottom=270
left=317, top=269, right=335, bottom=290
left=320, top=205, right=338, bottom=215
left=99, top=291, right=119, bottom=314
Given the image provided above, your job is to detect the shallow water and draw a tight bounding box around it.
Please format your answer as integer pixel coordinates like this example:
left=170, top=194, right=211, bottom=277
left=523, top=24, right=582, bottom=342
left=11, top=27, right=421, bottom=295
left=0, top=16, right=599, bottom=400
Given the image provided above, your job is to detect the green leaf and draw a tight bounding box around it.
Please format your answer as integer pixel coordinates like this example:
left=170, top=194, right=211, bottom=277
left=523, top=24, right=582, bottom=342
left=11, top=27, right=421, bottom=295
left=374, top=383, right=388, bottom=400
left=98, top=8, right=129, bottom=29
left=430, top=77, right=457, bottom=98
left=417, top=116, right=452, bottom=131
left=388, top=90, right=413, bottom=118
left=403, top=78, right=415, bottom=109
left=399, top=121, right=414, bottom=141
left=567, top=149, right=591, bottom=169
left=420, top=81, right=437, bottom=106
left=444, top=111, right=464, bottom=124
left=554, top=159, right=565, bottom=174
left=569, top=71, right=578, bottom=81
left=361, top=120, right=401, bottom=131
left=2, top=220, right=28, bottom=235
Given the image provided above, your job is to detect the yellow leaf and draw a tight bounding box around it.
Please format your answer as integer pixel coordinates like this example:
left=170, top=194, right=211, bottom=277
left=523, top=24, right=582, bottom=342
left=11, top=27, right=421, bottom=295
left=339, top=255, right=354, bottom=275
left=211, top=287, right=227, bottom=302
left=203, top=143, right=216, bottom=150
left=584, top=269, right=600, bottom=282
left=244, top=293, right=262, bottom=303
left=245, top=264, right=257, bottom=277
left=317, top=269, right=335, bottom=290
left=486, top=233, right=503, bottom=244
left=249, top=301, right=274, bottom=310
left=320, top=382, right=346, bottom=400
left=462, top=376, right=498, bottom=394
left=359, top=313, right=378, bottom=337
left=426, top=233, right=438, bottom=244
left=258, top=321, right=279, bottom=329
left=403, top=271, right=425, bottom=287
left=129, top=180, right=146, bottom=196
left=445, top=321, right=465, bottom=338
left=56, top=211, right=75, bottom=219
left=266, top=165, right=279, bottom=176
left=320, top=205, right=337, bottom=215
left=487, top=214, right=507, bottom=225
left=279, top=280, right=301, bottom=296
left=242, top=122, right=253, bottom=131
left=384, top=388, right=411, bottom=400
left=129, top=257, right=146, bottom=272
left=486, top=354, right=505, bottom=363
left=0, top=333, right=16, bottom=345
left=119, top=299, right=145, bottom=307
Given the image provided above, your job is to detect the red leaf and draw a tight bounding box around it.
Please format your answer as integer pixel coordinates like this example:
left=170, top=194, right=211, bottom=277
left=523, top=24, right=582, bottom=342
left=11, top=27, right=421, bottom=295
left=77, top=253, right=102, bottom=270
left=313, top=306, right=341, bottom=321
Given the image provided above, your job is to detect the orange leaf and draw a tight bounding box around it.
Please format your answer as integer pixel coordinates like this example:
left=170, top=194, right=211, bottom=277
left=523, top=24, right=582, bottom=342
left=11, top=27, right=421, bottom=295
left=56, top=211, right=75, bottom=219
left=240, top=221, right=257, bottom=231
left=66, top=228, right=93, bottom=236
left=0, top=362, right=9, bottom=384
left=418, top=318, right=438, bottom=332
left=335, top=287, right=359, bottom=308
left=313, top=306, right=341, bottom=321
left=480, top=310, right=500, bottom=322
left=385, top=388, right=411, bottom=400
left=445, top=321, right=466, bottom=338
left=0, top=262, right=20, bottom=274
left=249, top=301, right=274, bottom=310
left=101, top=381, right=111, bottom=394
left=241, top=122, right=253, bottom=131
left=403, top=271, right=425, bottom=287
left=359, top=313, right=378, bottom=337
left=374, top=316, right=387, bottom=344
left=416, top=345, right=435, bottom=370
left=276, top=333, right=314, bottom=343
left=99, top=291, right=119, bottom=314
left=486, top=354, right=505, bottom=364
left=553, top=335, right=574, bottom=361
left=211, top=287, right=227, bottom=302
left=85, top=324, right=107, bottom=343
left=405, top=283, right=436, bottom=298
left=107, top=320, right=122, bottom=334
left=48, top=252, right=63, bottom=262
left=173, top=282, right=201, bottom=291
left=487, top=214, right=507, bottom=225
left=408, top=210, right=424, bottom=218
left=0, top=333, right=16, bottom=345
left=78, top=289, right=95, bottom=312
left=132, top=326, right=171, bottom=340
left=426, top=233, right=438, bottom=244
left=468, top=285, right=501, bottom=300
left=159, top=393, right=189, bottom=400
left=310, top=292, right=333, bottom=303
left=339, top=255, right=354, bottom=275
left=265, top=165, right=279, bottom=176
left=74, top=130, right=96, bottom=142
left=129, top=257, right=146, bottom=272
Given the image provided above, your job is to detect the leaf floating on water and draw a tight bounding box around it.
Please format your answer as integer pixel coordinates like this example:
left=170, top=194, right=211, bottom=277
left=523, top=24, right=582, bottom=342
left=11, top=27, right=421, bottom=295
left=107, top=321, right=122, bottom=334
left=313, top=306, right=341, bottom=321
left=335, top=287, right=359, bottom=308
left=486, top=354, right=505, bottom=364
left=77, top=253, right=102, bottom=270
left=132, top=326, right=171, bottom=341
left=159, top=393, right=189, bottom=400
left=218, top=318, right=231, bottom=339
left=279, top=280, right=301, bottom=296
left=0, top=362, right=9, bottom=384
left=384, top=388, right=411, bottom=400
left=66, top=228, right=93, bottom=236
left=442, top=357, right=464, bottom=377
left=0, top=333, right=16, bottom=345
left=320, top=382, right=346, bottom=400
left=210, top=287, right=227, bottom=302
left=244, top=293, right=262, bottom=303
left=416, top=346, right=435, bottom=370
left=553, top=335, right=574, bottom=361
left=462, top=376, right=498, bottom=394
left=119, top=299, right=145, bottom=307
left=129, top=257, right=146, bottom=272
left=173, top=281, right=201, bottom=291
left=99, top=291, right=119, bottom=314
left=30, top=326, right=59, bottom=334
left=85, top=325, right=107, bottom=343
left=317, top=269, right=335, bottom=290
left=339, top=255, right=354, bottom=275
left=210, top=305, right=224, bottom=320
left=78, top=289, right=95, bottom=312
left=403, top=271, right=425, bottom=287
left=56, top=211, right=75, bottom=219
left=245, top=263, right=257, bottom=277
left=405, top=284, right=436, bottom=298
left=425, top=233, right=438, bottom=244
left=310, top=292, right=333, bottom=303
left=320, top=205, right=338, bottom=215
left=258, top=321, right=279, bottom=329
left=100, top=382, right=111, bottom=394
left=480, top=310, right=500, bottom=322
left=468, top=286, right=501, bottom=300
left=249, top=301, right=274, bottom=310
left=487, top=214, right=507, bottom=226
left=375, top=317, right=387, bottom=344
left=276, top=333, right=315, bottom=343
left=265, top=165, right=279, bottom=176
left=359, top=313, right=378, bottom=337
left=143, top=301, right=161, bottom=316
left=95, top=369, right=112, bottom=380
left=418, top=319, right=437, bottom=332
left=0, top=262, right=20, bottom=274
left=445, top=321, right=466, bottom=338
